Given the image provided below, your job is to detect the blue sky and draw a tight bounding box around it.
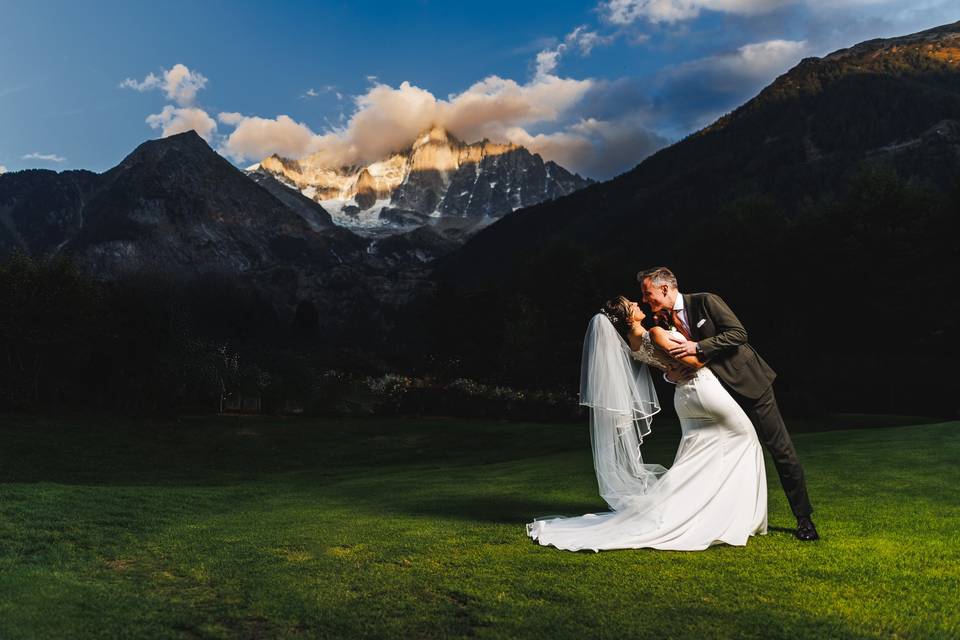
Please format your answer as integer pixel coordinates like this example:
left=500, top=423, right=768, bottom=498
left=1, top=0, right=958, bottom=179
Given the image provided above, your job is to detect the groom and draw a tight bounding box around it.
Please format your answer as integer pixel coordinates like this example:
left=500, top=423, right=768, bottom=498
left=637, top=266, right=819, bottom=541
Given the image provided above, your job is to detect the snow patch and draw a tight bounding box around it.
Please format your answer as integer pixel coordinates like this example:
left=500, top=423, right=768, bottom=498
left=321, top=196, right=394, bottom=229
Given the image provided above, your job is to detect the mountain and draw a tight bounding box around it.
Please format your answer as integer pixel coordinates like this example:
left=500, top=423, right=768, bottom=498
left=438, top=21, right=960, bottom=285
left=415, top=21, right=960, bottom=415
left=249, top=124, right=593, bottom=235
left=0, top=168, right=100, bottom=256
left=0, top=131, right=356, bottom=272
left=0, top=132, right=445, bottom=331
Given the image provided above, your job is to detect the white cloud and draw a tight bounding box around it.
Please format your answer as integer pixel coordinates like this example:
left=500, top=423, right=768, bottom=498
left=444, top=75, right=595, bottom=138
left=119, top=72, right=161, bottom=92
left=535, top=50, right=562, bottom=78
left=120, top=63, right=207, bottom=106
left=22, top=152, right=67, bottom=163
left=145, top=105, right=217, bottom=141
left=652, top=38, right=809, bottom=132
left=600, top=0, right=927, bottom=24
left=505, top=113, right=668, bottom=178
left=671, top=38, right=809, bottom=78
left=218, top=114, right=321, bottom=161
left=604, top=0, right=793, bottom=23
left=301, top=85, right=340, bottom=99
left=0, top=165, right=6, bottom=174
left=535, top=25, right=616, bottom=78
left=568, top=26, right=616, bottom=54
left=217, top=111, right=245, bottom=126
left=215, top=70, right=663, bottom=179
left=805, top=0, right=900, bottom=8
left=219, top=73, right=596, bottom=166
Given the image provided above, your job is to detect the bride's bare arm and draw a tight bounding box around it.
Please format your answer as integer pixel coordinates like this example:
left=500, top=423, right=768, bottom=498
left=650, top=327, right=705, bottom=369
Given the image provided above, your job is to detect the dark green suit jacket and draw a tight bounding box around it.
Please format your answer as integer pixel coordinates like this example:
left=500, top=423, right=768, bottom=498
left=682, top=292, right=776, bottom=400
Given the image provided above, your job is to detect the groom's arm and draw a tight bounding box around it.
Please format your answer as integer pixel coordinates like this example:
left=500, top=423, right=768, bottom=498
left=696, top=293, right=748, bottom=360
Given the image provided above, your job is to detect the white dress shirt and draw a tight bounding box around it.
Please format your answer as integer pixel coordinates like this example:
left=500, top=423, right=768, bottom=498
left=672, top=292, right=689, bottom=335
left=663, top=292, right=691, bottom=385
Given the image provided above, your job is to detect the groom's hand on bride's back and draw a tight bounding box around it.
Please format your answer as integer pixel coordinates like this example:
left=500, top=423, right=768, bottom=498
left=665, top=363, right=696, bottom=384
left=667, top=336, right=699, bottom=359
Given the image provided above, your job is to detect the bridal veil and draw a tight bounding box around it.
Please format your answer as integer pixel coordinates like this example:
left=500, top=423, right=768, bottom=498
left=579, top=313, right=666, bottom=511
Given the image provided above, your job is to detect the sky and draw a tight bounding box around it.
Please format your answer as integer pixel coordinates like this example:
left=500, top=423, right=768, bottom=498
left=1, top=0, right=958, bottom=180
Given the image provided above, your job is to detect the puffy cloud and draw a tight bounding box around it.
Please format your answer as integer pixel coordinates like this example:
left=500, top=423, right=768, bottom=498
left=600, top=0, right=922, bottom=24
left=568, top=26, right=616, bottom=54
left=670, top=38, right=808, bottom=78
left=342, top=80, right=439, bottom=160
left=505, top=113, right=668, bottom=179
left=122, top=29, right=810, bottom=180
left=219, top=74, right=596, bottom=166
left=22, top=152, right=67, bottom=163
left=603, top=0, right=793, bottom=23
left=653, top=39, right=808, bottom=131
left=443, top=75, right=595, bottom=139
left=0, top=165, right=6, bottom=174
left=804, top=0, right=901, bottom=8
left=535, top=50, right=562, bottom=78
left=145, top=105, right=217, bottom=141
left=119, top=72, right=161, bottom=92
left=219, top=114, right=321, bottom=161
left=535, top=25, right=616, bottom=78
left=217, top=111, right=245, bottom=126
left=120, top=63, right=208, bottom=106
left=162, top=63, right=208, bottom=105
left=125, top=64, right=216, bottom=142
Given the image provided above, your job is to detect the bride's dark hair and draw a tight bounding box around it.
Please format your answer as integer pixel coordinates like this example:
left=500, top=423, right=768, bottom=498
left=600, top=295, right=632, bottom=340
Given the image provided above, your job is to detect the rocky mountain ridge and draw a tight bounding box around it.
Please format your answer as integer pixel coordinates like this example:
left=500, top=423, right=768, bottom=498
left=250, top=124, right=593, bottom=234
left=0, top=132, right=452, bottom=330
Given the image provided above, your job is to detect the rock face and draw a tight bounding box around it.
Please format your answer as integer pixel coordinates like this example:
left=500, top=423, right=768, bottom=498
left=250, top=125, right=593, bottom=233
left=0, top=168, right=100, bottom=257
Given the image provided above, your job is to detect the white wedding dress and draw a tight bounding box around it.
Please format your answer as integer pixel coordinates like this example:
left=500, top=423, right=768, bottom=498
left=526, top=325, right=768, bottom=552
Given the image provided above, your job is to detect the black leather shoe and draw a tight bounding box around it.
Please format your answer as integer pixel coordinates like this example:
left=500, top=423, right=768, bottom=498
left=795, top=516, right=820, bottom=541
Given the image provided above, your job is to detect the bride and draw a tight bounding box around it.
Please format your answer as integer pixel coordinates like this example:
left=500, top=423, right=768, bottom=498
left=526, top=296, right=767, bottom=552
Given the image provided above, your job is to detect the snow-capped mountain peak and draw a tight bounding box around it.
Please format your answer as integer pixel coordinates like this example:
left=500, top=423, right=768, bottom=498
left=248, top=125, right=592, bottom=235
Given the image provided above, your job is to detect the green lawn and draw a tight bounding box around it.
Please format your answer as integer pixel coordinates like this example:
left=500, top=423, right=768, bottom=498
left=0, top=412, right=957, bottom=639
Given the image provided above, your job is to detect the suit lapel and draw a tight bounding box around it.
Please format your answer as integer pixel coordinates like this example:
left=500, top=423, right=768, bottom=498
left=683, top=293, right=702, bottom=340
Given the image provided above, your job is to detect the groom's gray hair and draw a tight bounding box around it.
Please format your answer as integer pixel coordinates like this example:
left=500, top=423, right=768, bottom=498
left=637, top=266, right=678, bottom=289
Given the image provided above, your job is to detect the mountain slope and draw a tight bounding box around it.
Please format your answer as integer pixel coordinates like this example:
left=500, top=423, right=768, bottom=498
left=0, top=131, right=359, bottom=276
left=0, top=169, right=100, bottom=256
left=438, top=21, right=960, bottom=286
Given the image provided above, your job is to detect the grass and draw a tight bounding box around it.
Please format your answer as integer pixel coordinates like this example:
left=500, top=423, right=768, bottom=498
left=0, top=411, right=957, bottom=639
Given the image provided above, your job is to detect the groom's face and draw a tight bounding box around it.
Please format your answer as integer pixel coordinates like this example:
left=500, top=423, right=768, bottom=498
left=640, top=278, right=673, bottom=313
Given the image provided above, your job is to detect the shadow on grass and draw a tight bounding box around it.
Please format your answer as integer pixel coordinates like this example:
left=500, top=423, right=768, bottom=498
left=381, top=493, right=609, bottom=525
left=0, top=411, right=946, bottom=500
left=767, top=526, right=797, bottom=535
left=0, top=412, right=595, bottom=487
